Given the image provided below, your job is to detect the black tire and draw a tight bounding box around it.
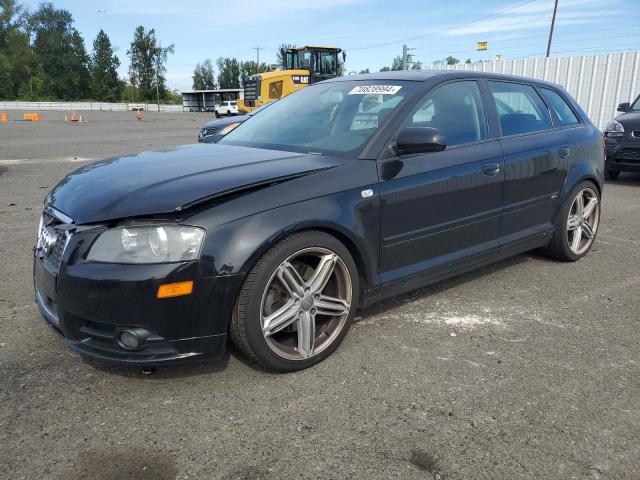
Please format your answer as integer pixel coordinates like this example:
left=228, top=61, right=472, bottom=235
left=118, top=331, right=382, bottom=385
left=227, top=111, right=232, bottom=117
left=542, top=180, right=601, bottom=262
left=230, top=231, right=360, bottom=372
left=214, top=110, right=220, bottom=118
left=605, top=169, right=620, bottom=180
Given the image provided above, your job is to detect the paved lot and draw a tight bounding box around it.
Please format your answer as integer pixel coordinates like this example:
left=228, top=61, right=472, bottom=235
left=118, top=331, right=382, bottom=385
left=1, top=111, right=639, bottom=479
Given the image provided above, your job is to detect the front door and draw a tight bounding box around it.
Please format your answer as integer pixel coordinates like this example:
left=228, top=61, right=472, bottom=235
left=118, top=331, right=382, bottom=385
left=378, top=80, right=504, bottom=285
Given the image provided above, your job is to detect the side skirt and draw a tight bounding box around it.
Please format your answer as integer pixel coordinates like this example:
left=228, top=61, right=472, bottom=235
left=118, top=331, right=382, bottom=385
left=361, top=231, right=551, bottom=308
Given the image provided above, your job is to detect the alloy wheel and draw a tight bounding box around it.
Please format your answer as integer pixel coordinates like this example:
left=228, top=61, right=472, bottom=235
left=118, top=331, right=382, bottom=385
left=567, top=187, right=600, bottom=255
left=260, top=247, right=352, bottom=361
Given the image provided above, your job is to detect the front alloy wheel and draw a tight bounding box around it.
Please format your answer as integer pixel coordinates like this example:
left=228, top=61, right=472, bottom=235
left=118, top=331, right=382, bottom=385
left=261, top=247, right=352, bottom=360
left=230, top=232, right=359, bottom=371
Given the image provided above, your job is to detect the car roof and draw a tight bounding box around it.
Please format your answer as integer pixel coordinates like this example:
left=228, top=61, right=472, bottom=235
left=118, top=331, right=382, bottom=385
left=328, top=69, right=561, bottom=89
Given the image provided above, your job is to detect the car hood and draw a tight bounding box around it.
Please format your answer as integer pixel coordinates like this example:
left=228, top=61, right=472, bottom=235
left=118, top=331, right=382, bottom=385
left=617, top=111, right=640, bottom=130
left=47, top=144, right=342, bottom=224
left=202, top=115, right=248, bottom=130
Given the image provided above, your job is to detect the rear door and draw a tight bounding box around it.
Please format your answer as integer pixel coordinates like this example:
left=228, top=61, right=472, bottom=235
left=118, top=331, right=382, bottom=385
left=487, top=81, right=569, bottom=247
left=378, top=80, right=504, bottom=285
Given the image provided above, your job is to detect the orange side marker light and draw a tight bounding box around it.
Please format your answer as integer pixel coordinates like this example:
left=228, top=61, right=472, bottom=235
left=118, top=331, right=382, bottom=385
left=157, top=281, right=193, bottom=299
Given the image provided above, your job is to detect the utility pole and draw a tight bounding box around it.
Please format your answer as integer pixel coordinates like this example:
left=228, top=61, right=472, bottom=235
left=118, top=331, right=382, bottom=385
left=254, top=47, right=261, bottom=72
left=155, top=42, right=161, bottom=112
left=402, top=44, right=408, bottom=70
left=546, top=0, right=559, bottom=58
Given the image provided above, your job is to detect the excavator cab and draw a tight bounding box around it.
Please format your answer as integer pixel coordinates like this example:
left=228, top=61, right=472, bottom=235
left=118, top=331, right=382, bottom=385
left=238, top=46, right=344, bottom=113
left=281, top=46, right=344, bottom=83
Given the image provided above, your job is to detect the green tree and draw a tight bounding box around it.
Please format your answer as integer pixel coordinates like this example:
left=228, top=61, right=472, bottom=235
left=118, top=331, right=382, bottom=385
left=411, top=61, right=423, bottom=70
left=379, top=66, right=391, bottom=72
left=89, top=29, right=122, bottom=101
left=276, top=43, right=294, bottom=69
left=433, top=56, right=461, bottom=66
left=358, top=68, right=370, bottom=74
left=127, top=26, right=174, bottom=102
left=216, top=57, right=240, bottom=89
left=28, top=2, right=90, bottom=99
left=0, top=0, right=35, bottom=99
left=391, top=55, right=403, bottom=71
left=239, top=60, right=268, bottom=84
left=192, top=58, right=216, bottom=90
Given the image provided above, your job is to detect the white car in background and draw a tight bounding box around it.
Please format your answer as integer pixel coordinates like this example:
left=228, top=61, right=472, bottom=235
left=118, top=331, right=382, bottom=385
left=215, top=101, right=239, bottom=117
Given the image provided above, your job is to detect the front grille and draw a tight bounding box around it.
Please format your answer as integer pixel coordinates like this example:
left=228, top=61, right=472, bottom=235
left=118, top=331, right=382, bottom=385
left=37, top=209, right=73, bottom=273
left=617, top=148, right=640, bottom=163
left=632, top=130, right=640, bottom=139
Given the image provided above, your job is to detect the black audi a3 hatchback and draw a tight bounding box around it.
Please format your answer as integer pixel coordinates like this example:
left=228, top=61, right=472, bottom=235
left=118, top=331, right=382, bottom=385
left=34, top=71, right=604, bottom=371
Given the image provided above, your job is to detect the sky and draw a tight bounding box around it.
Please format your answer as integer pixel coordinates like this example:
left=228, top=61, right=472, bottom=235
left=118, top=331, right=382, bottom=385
left=19, top=0, right=640, bottom=92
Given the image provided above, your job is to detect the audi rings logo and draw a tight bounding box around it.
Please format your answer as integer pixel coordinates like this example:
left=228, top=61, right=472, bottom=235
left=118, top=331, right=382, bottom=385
left=38, top=226, right=58, bottom=255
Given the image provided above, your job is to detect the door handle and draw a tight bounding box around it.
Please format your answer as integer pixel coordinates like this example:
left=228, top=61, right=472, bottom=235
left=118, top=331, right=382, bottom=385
left=559, top=147, right=571, bottom=159
left=482, top=162, right=500, bottom=176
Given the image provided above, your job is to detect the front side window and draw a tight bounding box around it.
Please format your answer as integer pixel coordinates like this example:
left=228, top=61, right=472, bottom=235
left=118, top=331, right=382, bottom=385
left=404, top=81, right=488, bottom=146
left=540, top=88, right=579, bottom=126
left=220, top=80, right=417, bottom=157
left=630, top=95, right=640, bottom=112
left=489, top=81, right=552, bottom=136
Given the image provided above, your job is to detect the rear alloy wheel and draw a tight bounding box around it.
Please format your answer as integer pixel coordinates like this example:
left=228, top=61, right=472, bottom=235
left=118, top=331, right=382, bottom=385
left=230, top=232, right=359, bottom=371
left=543, top=181, right=601, bottom=261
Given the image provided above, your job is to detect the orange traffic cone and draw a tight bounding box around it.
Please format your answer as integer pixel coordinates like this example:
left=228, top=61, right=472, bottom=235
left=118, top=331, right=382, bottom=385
left=1, top=112, right=8, bottom=122
left=136, top=110, right=142, bottom=121
left=70, top=112, right=79, bottom=122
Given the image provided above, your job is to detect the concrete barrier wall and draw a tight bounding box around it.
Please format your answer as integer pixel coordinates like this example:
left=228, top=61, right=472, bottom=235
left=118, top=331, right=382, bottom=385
left=432, top=51, right=640, bottom=129
left=0, top=102, right=184, bottom=112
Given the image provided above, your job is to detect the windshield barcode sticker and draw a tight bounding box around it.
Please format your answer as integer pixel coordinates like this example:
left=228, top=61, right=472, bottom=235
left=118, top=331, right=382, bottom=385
left=348, top=85, right=402, bottom=95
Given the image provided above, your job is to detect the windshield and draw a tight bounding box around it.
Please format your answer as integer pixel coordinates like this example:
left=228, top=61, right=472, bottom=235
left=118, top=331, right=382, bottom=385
left=219, top=80, right=416, bottom=157
left=630, top=96, right=640, bottom=112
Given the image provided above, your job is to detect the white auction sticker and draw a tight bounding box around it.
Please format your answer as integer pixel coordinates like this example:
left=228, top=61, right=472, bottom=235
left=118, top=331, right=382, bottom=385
left=348, top=85, right=402, bottom=95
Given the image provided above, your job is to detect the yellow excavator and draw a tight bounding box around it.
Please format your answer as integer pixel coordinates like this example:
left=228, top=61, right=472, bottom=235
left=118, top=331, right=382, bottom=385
left=237, top=46, right=344, bottom=113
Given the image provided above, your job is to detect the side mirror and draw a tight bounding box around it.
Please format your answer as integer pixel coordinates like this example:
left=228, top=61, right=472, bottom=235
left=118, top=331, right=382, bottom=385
left=617, top=102, right=630, bottom=112
left=397, top=127, right=446, bottom=155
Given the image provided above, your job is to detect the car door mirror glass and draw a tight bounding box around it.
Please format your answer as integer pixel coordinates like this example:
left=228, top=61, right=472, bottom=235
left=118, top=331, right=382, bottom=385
left=397, top=127, right=446, bottom=155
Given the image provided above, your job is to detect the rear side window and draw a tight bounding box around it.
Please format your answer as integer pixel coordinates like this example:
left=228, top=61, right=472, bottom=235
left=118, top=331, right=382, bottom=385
left=540, top=88, right=579, bottom=126
left=489, top=81, right=552, bottom=136
left=405, top=81, right=488, bottom=146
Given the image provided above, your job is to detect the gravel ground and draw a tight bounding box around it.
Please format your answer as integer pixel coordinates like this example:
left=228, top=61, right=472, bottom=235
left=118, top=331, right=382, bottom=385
left=1, top=111, right=639, bottom=479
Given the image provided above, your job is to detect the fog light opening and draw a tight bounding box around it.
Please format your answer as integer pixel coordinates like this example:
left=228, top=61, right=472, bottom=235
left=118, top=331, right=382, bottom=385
left=119, top=330, right=141, bottom=350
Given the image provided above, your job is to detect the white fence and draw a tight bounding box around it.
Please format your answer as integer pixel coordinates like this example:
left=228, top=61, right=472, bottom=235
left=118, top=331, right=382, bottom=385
left=432, top=51, right=640, bottom=130
left=0, top=101, right=184, bottom=112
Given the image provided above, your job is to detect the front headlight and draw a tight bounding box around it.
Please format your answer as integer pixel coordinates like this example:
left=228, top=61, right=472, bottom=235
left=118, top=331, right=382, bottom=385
left=605, top=119, right=625, bottom=137
left=87, top=225, right=205, bottom=264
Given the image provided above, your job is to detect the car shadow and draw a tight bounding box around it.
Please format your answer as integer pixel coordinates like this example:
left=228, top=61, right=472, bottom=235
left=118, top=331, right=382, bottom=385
left=606, top=171, right=640, bottom=185
left=355, top=252, right=535, bottom=320
left=87, top=251, right=546, bottom=378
